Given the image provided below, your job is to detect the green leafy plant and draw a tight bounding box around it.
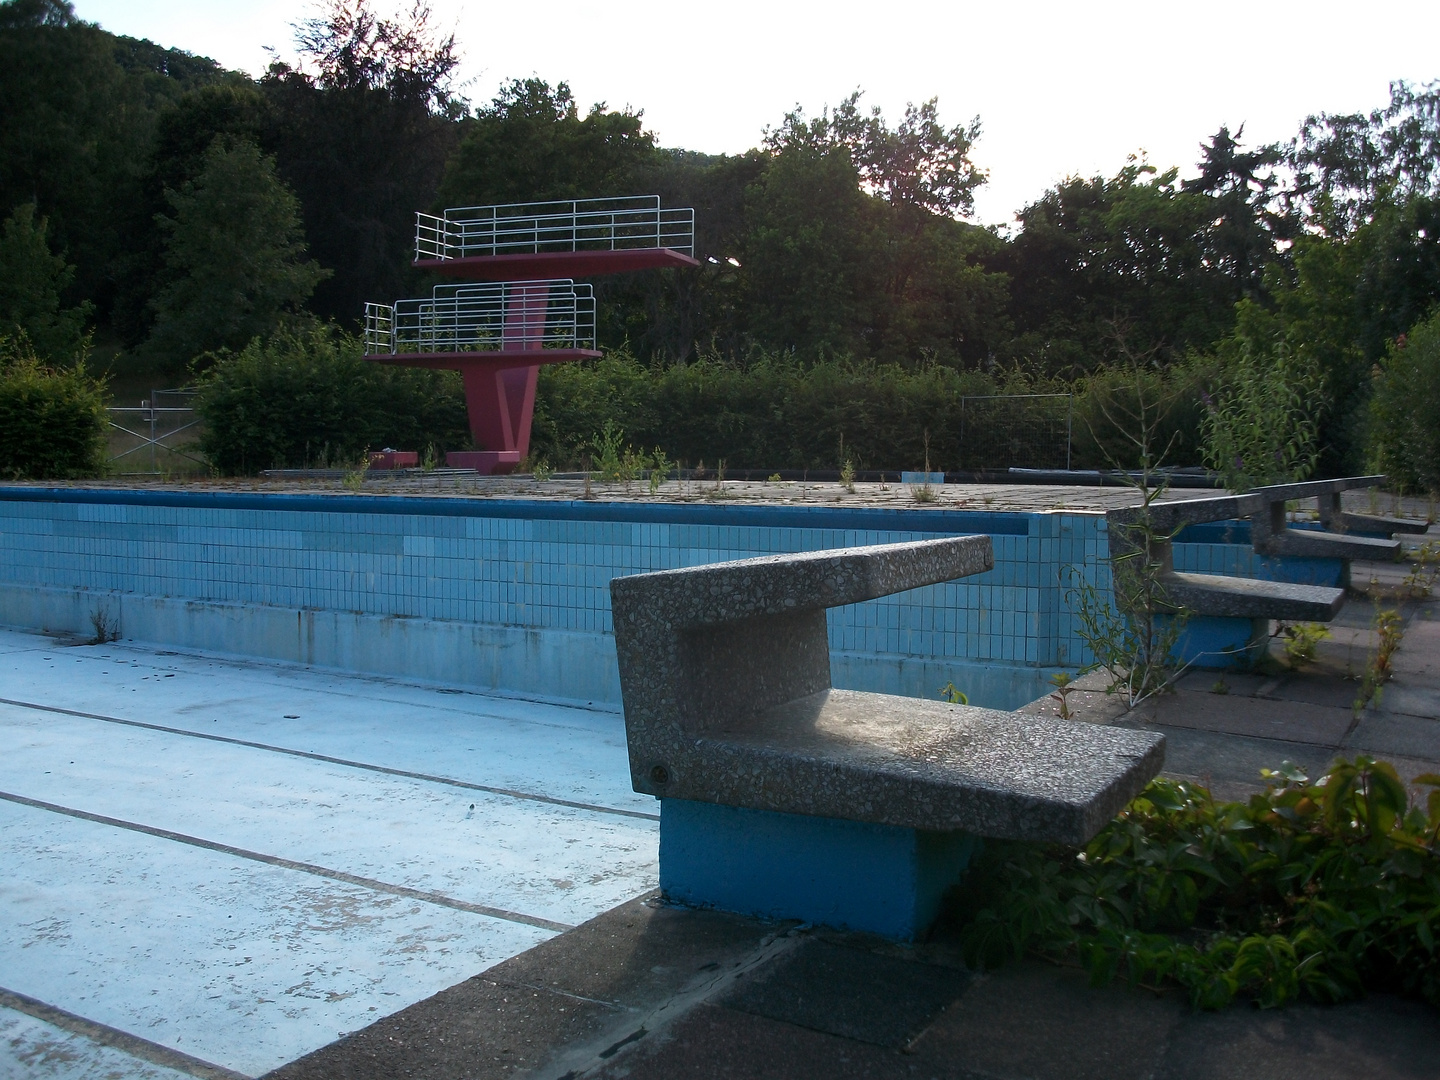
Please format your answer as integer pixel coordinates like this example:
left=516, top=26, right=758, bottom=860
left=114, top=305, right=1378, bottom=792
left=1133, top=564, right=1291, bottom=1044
left=0, top=331, right=108, bottom=479
left=938, top=681, right=969, bottom=705
left=1369, top=313, right=1440, bottom=495
left=194, top=325, right=467, bottom=473
left=1403, top=540, right=1440, bottom=599
left=1048, top=671, right=1076, bottom=719
left=952, top=758, right=1440, bottom=1010
left=648, top=449, right=671, bottom=495
left=840, top=456, right=856, bottom=493
left=1065, top=360, right=1192, bottom=705
left=1278, top=622, right=1331, bottom=670
left=341, top=451, right=370, bottom=491
left=1355, top=607, right=1404, bottom=713
left=1200, top=339, right=1325, bottom=492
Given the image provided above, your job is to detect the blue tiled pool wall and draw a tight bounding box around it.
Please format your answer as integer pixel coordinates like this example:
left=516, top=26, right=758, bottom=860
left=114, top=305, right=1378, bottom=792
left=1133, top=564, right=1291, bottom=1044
left=0, top=489, right=1278, bottom=705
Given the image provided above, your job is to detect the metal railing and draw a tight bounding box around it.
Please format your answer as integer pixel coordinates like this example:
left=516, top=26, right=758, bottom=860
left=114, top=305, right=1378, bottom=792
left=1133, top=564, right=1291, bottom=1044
left=364, top=281, right=596, bottom=356
left=108, top=388, right=204, bottom=473
left=415, top=196, right=695, bottom=261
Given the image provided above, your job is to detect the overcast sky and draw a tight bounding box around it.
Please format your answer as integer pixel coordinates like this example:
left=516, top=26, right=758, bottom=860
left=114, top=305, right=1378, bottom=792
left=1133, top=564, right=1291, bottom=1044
left=74, top=0, right=1440, bottom=226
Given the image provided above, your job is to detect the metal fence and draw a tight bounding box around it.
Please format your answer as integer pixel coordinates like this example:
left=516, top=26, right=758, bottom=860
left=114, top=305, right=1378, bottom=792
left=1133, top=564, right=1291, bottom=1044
left=107, top=388, right=203, bottom=473
left=955, top=394, right=1073, bottom=471
left=364, top=281, right=597, bottom=357
left=415, top=195, right=695, bottom=262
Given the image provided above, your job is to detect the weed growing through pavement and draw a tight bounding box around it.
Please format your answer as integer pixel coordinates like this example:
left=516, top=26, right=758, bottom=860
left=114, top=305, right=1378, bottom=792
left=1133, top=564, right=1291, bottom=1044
left=938, top=681, right=969, bottom=705
left=1403, top=540, right=1440, bottom=598
left=341, top=451, right=370, bottom=491
left=1048, top=672, right=1076, bottom=718
left=1354, top=605, right=1404, bottom=714
left=1278, top=622, right=1332, bottom=670
left=1063, top=364, right=1191, bottom=706
left=89, top=605, right=119, bottom=644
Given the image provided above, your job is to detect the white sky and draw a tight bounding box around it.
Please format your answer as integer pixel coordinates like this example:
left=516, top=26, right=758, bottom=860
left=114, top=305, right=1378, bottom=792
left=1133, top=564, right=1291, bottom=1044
left=73, top=0, right=1440, bottom=226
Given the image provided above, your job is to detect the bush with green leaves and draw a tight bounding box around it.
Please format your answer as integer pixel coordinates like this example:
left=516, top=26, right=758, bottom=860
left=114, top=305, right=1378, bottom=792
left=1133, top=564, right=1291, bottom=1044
left=0, top=332, right=108, bottom=479
left=195, top=326, right=469, bottom=473
left=953, top=757, right=1440, bottom=1009
left=1200, top=338, right=1325, bottom=492
left=1368, top=311, right=1440, bottom=494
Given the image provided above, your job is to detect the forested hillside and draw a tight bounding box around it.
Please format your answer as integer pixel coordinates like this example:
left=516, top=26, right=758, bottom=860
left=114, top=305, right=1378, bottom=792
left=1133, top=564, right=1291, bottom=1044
left=3, top=0, right=1438, bottom=481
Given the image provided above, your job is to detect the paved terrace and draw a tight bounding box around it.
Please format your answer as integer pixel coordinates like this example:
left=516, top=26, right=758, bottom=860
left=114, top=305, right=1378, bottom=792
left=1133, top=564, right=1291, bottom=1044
left=22, top=473, right=1435, bottom=520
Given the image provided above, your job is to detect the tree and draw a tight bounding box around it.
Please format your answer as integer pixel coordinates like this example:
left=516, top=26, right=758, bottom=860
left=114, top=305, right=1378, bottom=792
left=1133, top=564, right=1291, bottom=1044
left=112, top=80, right=272, bottom=345
left=1000, top=158, right=1243, bottom=374
left=1291, top=79, right=1440, bottom=236
left=0, top=201, right=91, bottom=359
left=766, top=91, right=986, bottom=219
left=144, top=138, right=327, bottom=369
left=0, top=0, right=227, bottom=320
left=1182, top=125, right=1291, bottom=301
left=436, top=78, right=657, bottom=208
left=262, top=0, right=462, bottom=323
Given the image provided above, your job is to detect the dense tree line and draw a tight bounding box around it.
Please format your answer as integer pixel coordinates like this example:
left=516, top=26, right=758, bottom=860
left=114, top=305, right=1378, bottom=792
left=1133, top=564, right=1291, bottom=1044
left=2, top=0, right=1437, bottom=478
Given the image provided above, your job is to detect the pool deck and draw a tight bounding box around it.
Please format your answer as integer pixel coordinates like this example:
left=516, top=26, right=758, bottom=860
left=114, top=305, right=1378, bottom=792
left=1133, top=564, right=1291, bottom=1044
left=0, top=628, right=656, bottom=1079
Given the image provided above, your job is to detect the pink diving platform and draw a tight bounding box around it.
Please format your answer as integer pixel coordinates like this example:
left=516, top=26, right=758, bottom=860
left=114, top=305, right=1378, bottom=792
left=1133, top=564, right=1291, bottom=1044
left=363, top=196, right=695, bottom=474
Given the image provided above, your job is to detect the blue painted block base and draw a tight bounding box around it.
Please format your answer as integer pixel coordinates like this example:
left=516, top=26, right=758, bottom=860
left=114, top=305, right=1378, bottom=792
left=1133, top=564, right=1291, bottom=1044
left=1255, top=555, right=1348, bottom=589
left=1162, top=614, right=1268, bottom=670
left=658, top=799, right=977, bottom=941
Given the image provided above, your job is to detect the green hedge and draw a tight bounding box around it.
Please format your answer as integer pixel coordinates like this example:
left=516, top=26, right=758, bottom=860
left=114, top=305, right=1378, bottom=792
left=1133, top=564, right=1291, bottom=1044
left=1369, top=311, right=1440, bottom=493
left=0, top=333, right=108, bottom=479
left=530, top=351, right=1210, bottom=472
left=193, top=333, right=1216, bottom=476
left=195, top=327, right=470, bottom=473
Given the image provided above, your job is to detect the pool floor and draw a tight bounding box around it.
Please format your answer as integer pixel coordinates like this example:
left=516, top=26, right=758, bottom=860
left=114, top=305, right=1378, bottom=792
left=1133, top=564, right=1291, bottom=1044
left=0, top=627, right=657, bottom=1078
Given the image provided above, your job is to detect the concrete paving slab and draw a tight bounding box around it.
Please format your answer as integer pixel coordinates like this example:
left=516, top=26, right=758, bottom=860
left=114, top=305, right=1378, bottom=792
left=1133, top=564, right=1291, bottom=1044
left=1345, top=711, right=1440, bottom=760
left=906, top=960, right=1184, bottom=1080
left=0, top=799, right=552, bottom=1077
left=1135, top=691, right=1355, bottom=746
left=1372, top=683, right=1440, bottom=718
left=719, top=938, right=969, bottom=1048
left=588, top=1003, right=916, bottom=1080
left=0, top=703, right=656, bottom=929
left=1122, top=724, right=1339, bottom=798
left=265, top=895, right=784, bottom=1080
left=1153, top=993, right=1440, bottom=1080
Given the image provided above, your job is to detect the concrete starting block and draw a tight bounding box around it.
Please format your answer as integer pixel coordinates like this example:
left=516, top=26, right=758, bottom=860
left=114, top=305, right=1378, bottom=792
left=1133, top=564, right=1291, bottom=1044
left=1108, top=495, right=1348, bottom=669
left=609, top=537, right=1165, bottom=940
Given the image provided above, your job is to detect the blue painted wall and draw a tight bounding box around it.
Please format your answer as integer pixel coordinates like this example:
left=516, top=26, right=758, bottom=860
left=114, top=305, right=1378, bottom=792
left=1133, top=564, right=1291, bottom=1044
left=0, top=487, right=1261, bottom=709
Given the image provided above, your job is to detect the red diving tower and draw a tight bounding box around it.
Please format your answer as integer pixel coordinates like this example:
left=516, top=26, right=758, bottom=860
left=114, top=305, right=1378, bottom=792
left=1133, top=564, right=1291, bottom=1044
left=364, top=196, right=697, bottom=473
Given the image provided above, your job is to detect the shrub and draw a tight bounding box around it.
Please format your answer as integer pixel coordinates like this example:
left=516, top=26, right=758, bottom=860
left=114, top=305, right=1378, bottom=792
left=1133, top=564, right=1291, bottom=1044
left=952, top=758, right=1440, bottom=1010
left=1070, top=362, right=1212, bottom=470
left=1368, top=311, right=1440, bottom=493
left=0, top=332, right=108, bottom=479
left=531, top=350, right=1002, bottom=471
left=195, top=326, right=469, bottom=474
left=1200, top=339, right=1325, bottom=491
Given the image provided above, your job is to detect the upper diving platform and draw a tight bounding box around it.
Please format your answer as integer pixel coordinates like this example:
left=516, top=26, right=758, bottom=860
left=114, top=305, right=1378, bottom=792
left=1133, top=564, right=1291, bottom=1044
left=414, top=195, right=699, bottom=280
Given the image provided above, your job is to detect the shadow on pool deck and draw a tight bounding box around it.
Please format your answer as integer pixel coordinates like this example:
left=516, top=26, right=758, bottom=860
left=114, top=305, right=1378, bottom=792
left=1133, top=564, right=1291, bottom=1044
left=266, top=560, right=1440, bottom=1080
